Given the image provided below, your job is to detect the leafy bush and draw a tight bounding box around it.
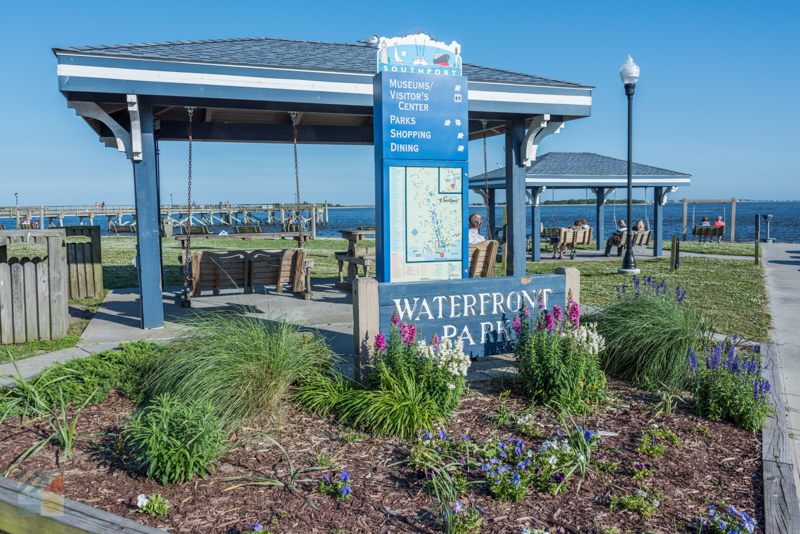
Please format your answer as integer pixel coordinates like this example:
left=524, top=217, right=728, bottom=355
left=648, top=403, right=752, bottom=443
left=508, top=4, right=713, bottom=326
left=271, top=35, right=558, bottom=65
left=141, top=310, right=332, bottom=430
left=125, top=394, right=227, bottom=485
left=137, top=493, right=169, bottom=516
left=295, top=316, right=468, bottom=438
left=610, top=489, right=662, bottom=516
left=688, top=338, right=771, bottom=432
left=513, top=297, right=607, bottom=411
left=590, top=275, right=707, bottom=389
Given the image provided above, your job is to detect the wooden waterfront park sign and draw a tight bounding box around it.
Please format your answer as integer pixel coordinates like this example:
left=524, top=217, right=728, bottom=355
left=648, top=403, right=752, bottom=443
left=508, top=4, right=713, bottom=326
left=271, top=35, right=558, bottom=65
left=355, top=34, right=565, bottom=377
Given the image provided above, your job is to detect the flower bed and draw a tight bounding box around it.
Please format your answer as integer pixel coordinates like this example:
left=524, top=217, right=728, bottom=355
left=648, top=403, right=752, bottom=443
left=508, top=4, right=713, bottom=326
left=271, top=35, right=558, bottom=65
left=0, top=381, right=763, bottom=533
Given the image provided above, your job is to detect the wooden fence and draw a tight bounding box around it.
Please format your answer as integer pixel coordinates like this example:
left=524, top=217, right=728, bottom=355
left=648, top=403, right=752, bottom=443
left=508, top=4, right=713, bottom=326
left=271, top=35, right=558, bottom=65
left=65, top=226, right=103, bottom=299
left=0, top=230, right=68, bottom=344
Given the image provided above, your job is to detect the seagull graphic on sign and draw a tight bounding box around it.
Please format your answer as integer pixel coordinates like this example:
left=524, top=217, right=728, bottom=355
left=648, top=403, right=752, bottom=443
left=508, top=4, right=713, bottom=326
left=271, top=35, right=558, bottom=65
left=455, top=119, right=461, bottom=126
left=455, top=85, right=461, bottom=91
left=444, top=119, right=451, bottom=126
left=457, top=132, right=464, bottom=139
left=457, top=145, right=464, bottom=152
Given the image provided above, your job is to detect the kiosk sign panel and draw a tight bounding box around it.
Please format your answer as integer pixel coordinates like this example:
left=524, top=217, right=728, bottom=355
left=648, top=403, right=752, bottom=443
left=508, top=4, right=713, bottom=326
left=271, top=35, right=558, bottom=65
left=374, top=70, right=469, bottom=284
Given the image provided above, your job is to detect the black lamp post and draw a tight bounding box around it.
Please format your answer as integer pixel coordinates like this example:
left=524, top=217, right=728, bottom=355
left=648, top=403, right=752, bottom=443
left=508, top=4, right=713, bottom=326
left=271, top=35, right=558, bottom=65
left=618, top=55, right=640, bottom=274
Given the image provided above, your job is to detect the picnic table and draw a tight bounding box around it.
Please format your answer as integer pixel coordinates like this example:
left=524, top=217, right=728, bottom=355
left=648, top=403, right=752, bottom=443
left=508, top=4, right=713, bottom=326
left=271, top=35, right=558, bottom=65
left=335, top=229, right=375, bottom=292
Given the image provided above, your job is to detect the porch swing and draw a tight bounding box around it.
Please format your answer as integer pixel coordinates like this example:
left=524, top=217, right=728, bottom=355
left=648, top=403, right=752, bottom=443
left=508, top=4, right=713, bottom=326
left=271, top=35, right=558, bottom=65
left=179, top=109, right=313, bottom=307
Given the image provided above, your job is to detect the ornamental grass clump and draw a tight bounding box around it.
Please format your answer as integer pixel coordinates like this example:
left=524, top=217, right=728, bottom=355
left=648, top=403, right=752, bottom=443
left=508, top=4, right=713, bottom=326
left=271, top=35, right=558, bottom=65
left=688, top=338, right=771, bottom=432
left=141, top=309, right=331, bottom=430
left=513, top=295, right=606, bottom=411
left=590, top=275, right=706, bottom=390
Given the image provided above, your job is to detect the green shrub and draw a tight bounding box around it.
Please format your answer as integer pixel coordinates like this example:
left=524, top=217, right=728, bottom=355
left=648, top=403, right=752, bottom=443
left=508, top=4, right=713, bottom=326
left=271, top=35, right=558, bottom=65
left=513, top=298, right=606, bottom=411
left=137, top=493, right=169, bottom=516
left=589, top=275, right=706, bottom=389
left=0, top=341, right=160, bottom=419
left=295, top=317, right=467, bottom=439
left=141, top=310, right=332, bottom=430
left=688, top=339, right=771, bottom=432
left=125, top=394, right=227, bottom=485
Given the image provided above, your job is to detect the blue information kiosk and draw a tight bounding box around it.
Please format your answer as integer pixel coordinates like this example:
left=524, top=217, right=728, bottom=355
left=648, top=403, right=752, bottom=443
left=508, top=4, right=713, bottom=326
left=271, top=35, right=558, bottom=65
left=362, top=36, right=565, bottom=373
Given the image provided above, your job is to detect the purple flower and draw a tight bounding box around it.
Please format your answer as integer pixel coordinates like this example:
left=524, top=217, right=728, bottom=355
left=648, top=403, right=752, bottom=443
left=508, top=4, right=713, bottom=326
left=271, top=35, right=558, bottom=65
left=323, top=474, right=330, bottom=483
left=454, top=502, right=462, bottom=514
left=499, top=452, right=507, bottom=458
left=438, top=430, right=447, bottom=440
left=341, top=486, right=350, bottom=497
left=583, top=430, right=595, bottom=441
left=375, top=333, right=386, bottom=352
left=545, top=313, right=555, bottom=333
left=482, top=463, right=491, bottom=471
left=597, top=454, right=605, bottom=460
left=512, top=472, right=520, bottom=485
left=688, top=348, right=698, bottom=371
left=250, top=520, right=263, bottom=532
left=462, top=435, right=470, bottom=440
left=553, top=305, right=563, bottom=325
left=556, top=429, right=563, bottom=438
left=390, top=312, right=400, bottom=325
left=340, top=470, right=350, bottom=483
left=489, top=458, right=499, bottom=464
left=515, top=447, right=522, bottom=457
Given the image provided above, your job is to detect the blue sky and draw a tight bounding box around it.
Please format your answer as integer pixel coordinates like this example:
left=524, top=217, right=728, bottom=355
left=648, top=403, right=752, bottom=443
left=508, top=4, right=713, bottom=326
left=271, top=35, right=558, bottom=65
left=1, top=0, right=798, bottom=206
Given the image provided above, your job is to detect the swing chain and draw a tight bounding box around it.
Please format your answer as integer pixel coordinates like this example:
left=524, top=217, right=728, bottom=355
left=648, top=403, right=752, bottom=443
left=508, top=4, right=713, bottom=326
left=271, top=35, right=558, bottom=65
left=185, top=107, right=195, bottom=267
left=480, top=119, right=491, bottom=239
left=290, top=112, right=300, bottom=221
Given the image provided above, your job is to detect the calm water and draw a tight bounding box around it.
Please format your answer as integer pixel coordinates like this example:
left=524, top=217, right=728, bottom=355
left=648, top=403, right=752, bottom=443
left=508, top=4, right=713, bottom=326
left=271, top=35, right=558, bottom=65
left=2, top=201, right=795, bottom=242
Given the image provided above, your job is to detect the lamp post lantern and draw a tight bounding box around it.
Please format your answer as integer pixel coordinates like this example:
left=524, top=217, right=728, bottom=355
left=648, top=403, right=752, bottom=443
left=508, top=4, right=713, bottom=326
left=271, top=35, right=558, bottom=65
left=618, top=55, right=641, bottom=274
left=170, top=194, right=173, bottom=206
left=15, top=193, right=18, bottom=207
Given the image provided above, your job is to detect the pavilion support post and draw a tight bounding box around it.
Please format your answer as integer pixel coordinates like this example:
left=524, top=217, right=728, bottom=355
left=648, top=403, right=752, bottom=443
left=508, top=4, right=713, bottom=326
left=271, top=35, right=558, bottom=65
left=311, top=203, right=316, bottom=240
left=531, top=188, right=541, bottom=262
left=131, top=102, right=164, bottom=330
left=595, top=187, right=605, bottom=251
left=653, top=187, right=663, bottom=257
left=505, top=119, right=527, bottom=277
left=487, top=189, right=496, bottom=239
left=682, top=198, right=688, bottom=241
left=730, top=198, right=736, bottom=243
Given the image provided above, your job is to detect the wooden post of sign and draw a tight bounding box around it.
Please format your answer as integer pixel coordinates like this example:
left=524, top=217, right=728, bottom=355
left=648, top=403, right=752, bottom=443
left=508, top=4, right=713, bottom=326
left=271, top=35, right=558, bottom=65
left=755, top=214, right=761, bottom=265
left=324, top=201, right=329, bottom=225
left=353, top=277, right=379, bottom=383
left=554, top=267, right=580, bottom=306
left=670, top=236, right=678, bottom=274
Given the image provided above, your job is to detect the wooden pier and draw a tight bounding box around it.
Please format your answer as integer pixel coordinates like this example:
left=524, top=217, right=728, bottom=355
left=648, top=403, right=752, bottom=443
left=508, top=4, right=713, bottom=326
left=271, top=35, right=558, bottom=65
left=0, top=202, right=340, bottom=233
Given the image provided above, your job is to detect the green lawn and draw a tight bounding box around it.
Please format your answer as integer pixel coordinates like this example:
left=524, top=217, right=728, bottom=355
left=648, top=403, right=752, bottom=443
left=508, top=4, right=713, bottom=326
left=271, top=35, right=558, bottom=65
left=7, top=237, right=769, bottom=343
left=648, top=240, right=761, bottom=257
left=7, top=236, right=370, bottom=290
left=526, top=256, right=770, bottom=342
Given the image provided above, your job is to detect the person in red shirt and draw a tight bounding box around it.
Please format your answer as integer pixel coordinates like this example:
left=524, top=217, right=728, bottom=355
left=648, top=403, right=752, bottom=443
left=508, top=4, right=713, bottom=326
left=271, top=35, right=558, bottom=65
left=712, top=216, right=725, bottom=242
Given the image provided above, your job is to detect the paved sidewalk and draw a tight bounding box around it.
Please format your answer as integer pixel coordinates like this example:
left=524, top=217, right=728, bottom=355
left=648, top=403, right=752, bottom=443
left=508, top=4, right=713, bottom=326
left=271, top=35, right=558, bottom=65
left=760, top=243, right=800, bottom=506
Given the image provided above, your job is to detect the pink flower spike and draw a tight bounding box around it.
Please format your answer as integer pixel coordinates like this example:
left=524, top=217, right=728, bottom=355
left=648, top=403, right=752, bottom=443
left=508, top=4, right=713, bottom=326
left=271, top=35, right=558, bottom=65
left=375, top=333, right=386, bottom=352
left=553, top=305, right=563, bottom=325
left=512, top=316, right=522, bottom=335
left=431, top=333, right=440, bottom=350
left=545, top=312, right=555, bottom=333
left=391, top=312, right=400, bottom=325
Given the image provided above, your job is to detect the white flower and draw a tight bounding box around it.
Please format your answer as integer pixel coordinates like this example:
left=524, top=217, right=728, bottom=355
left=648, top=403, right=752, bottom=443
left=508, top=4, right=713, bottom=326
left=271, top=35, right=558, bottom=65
left=447, top=383, right=456, bottom=390
left=637, top=490, right=647, bottom=498
left=548, top=455, right=557, bottom=466
left=577, top=453, right=585, bottom=462
left=136, top=494, right=149, bottom=508
left=651, top=424, right=659, bottom=429
left=653, top=499, right=660, bottom=508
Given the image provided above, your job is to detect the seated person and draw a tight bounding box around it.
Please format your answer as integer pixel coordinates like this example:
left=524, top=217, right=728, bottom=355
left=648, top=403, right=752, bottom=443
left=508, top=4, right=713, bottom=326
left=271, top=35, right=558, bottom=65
left=559, top=220, right=586, bottom=260
left=634, top=219, right=646, bottom=231
left=713, top=216, right=725, bottom=242
left=698, top=216, right=710, bottom=242
left=468, top=213, right=486, bottom=244
left=603, top=219, right=628, bottom=257
left=580, top=218, right=591, bottom=229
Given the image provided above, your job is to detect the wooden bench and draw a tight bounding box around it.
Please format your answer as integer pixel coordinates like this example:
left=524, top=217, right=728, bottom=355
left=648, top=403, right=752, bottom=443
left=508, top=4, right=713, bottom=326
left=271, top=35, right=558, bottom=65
left=109, top=221, right=136, bottom=235
left=469, top=240, right=499, bottom=277
left=692, top=225, right=726, bottom=240
left=188, top=249, right=313, bottom=299
left=175, top=231, right=310, bottom=249
left=232, top=225, right=262, bottom=234
left=182, top=225, right=210, bottom=235
left=630, top=229, right=652, bottom=246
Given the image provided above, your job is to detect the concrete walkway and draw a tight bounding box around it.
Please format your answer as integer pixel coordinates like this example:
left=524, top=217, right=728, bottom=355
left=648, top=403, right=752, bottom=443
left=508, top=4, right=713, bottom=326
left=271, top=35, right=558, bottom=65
left=761, top=243, right=800, bottom=506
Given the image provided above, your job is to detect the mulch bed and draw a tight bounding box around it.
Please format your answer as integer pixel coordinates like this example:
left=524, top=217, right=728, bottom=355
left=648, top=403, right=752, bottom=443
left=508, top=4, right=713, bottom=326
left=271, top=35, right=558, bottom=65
left=0, top=381, right=763, bottom=534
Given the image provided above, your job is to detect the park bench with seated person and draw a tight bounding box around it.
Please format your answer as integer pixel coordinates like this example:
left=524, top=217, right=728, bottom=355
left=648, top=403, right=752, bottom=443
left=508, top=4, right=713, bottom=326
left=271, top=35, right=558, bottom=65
left=692, top=225, right=725, bottom=241
left=468, top=240, right=499, bottom=277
